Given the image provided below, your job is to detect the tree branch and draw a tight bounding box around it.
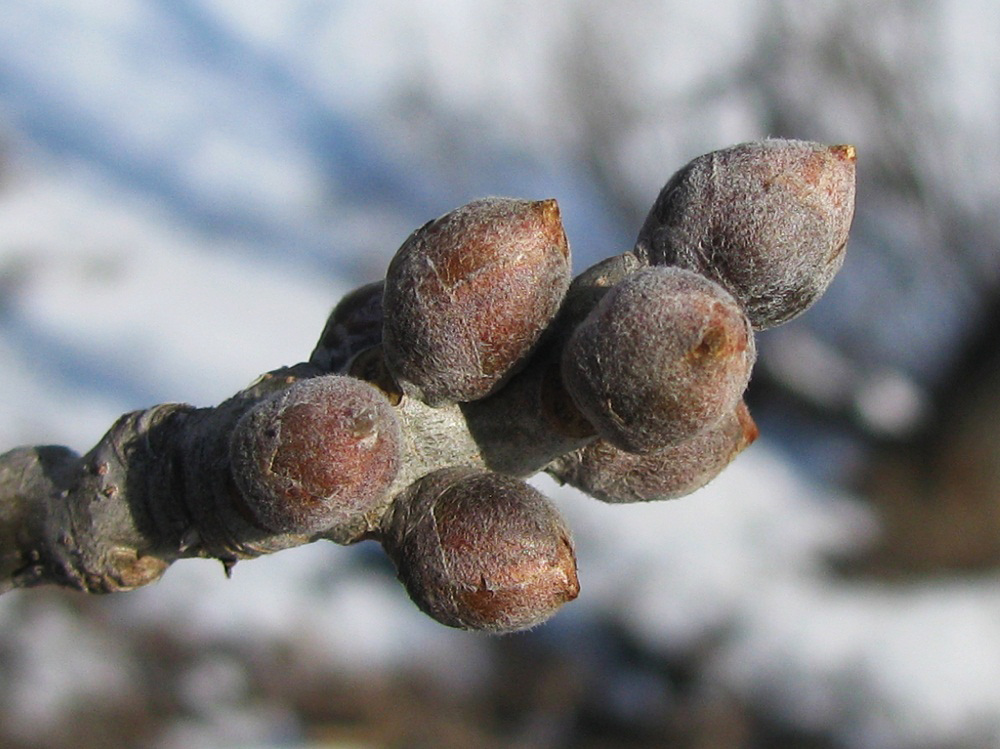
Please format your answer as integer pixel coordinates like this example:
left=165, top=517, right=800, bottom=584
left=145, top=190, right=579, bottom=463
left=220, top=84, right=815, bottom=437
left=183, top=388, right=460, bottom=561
left=0, top=140, right=856, bottom=632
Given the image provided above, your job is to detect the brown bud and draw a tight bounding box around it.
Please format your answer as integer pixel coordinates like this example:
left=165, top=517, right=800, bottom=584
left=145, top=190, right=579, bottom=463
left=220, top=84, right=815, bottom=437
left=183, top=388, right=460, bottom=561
left=547, top=400, right=758, bottom=502
left=380, top=467, right=579, bottom=633
left=635, top=139, right=856, bottom=330
left=229, top=375, right=402, bottom=535
left=310, top=280, right=385, bottom=372
left=383, top=197, right=571, bottom=405
left=562, top=266, right=755, bottom=453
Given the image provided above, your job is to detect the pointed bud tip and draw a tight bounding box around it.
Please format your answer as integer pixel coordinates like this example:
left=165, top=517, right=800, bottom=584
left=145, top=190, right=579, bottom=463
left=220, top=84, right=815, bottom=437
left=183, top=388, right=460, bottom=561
left=830, top=144, right=857, bottom=163
left=559, top=534, right=581, bottom=602
left=532, top=198, right=569, bottom=259
left=535, top=197, right=560, bottom=216
left=735, top=400, right=760, bottom=447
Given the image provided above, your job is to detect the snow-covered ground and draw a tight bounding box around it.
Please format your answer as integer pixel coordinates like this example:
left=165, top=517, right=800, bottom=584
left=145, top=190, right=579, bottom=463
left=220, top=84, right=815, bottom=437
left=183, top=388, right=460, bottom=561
left=3, top=2, right=1000, bottom=747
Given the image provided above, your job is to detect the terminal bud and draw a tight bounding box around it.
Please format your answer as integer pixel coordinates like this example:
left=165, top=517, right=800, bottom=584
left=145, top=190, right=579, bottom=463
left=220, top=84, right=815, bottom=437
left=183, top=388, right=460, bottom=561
left=635, top=139, right=856, bottom=329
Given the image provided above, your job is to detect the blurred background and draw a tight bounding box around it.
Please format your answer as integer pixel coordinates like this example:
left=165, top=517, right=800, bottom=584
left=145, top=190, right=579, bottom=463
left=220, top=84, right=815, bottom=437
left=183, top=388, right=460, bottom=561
left=2, top=1, right=1000, bottom=747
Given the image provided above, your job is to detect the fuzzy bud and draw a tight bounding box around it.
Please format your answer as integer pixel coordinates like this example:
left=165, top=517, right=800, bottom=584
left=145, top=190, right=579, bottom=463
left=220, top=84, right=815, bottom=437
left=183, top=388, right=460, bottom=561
left=229, top=375, right=402, bottom=535
left=380, top=467, right=579, bottom=633
left=635, top=139, right=856, bottom=329
left=561, top=266, right=755, bottom=453
left=310, top=280, right=385, bottom=372
left=383, top=197, right=571, bottom=405
left=547, top=400, right=758, bottom=502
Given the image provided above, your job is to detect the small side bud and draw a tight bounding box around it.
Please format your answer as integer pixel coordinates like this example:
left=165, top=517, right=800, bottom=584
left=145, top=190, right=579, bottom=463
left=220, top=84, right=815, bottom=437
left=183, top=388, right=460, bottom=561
left=547, top=400, right=758, bottom=502
left=561, top=266, right=755, bottom=453
left=635, top=139, right=856, bottom=329
left=310, top=280, right=385, bottom=372
left=380, top=467, right=579, bottom=633
left=383, top=197, right=572, bottom=405
left=229, top=375, right=402, bottom=535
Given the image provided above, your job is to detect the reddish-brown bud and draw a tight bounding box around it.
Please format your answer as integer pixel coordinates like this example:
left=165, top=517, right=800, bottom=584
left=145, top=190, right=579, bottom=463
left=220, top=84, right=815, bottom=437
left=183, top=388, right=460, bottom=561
left=635, top=139, right=856, bottom=329
left=380, top=467, right=579, bottom=633
left=229, top=375, right=402, bottom=535
left=547, top=400, right=758, bottom=502
left=383, top=197, right=571, bottom=405
left=561, top=266, right=755, bottom=453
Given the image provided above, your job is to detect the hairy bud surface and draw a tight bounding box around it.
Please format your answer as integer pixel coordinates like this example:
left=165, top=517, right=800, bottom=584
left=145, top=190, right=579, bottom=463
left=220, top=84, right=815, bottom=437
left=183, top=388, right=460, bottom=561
left=562, top=267, right=755, bottom=453
left=548, top=400, right=758, bottom=502
left=635, top=139, right=856, bottom=329
left=383, top=198, right=571, bottom=405
left=229, top=376, right=402, bottom=534
left=380, top=466, right=579, bottom=633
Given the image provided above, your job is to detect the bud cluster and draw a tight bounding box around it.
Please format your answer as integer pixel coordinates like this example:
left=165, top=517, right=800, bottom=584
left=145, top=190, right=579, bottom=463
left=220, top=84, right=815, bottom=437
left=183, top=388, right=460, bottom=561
left=225, top=140, right=855, bottom=632
left=551, top=139, right=855, bottom=504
